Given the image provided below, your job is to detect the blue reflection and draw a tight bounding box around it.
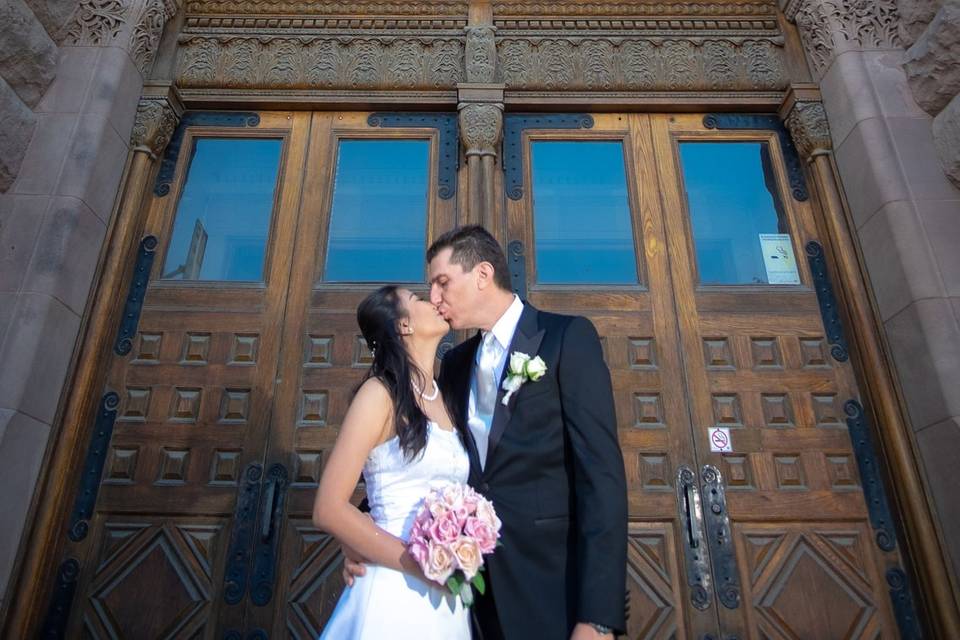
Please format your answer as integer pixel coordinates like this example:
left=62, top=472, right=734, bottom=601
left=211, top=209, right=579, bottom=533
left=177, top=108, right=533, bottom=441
left=324, top=140, right=429, bottom=283
left=162, top=138, right=282, bottom=282
left=531, top=141, right=638, bottom=284
left=679, top=142, right=791, bottom=285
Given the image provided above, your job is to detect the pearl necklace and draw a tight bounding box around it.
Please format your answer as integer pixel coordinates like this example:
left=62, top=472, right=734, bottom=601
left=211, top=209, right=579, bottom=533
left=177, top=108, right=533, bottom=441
left=412, top=378, right=439, bottom=401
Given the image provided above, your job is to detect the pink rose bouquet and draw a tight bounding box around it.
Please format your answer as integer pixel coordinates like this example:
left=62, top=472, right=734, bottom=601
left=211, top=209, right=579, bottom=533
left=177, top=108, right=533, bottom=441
left=407, top=482, right=501, bottom=606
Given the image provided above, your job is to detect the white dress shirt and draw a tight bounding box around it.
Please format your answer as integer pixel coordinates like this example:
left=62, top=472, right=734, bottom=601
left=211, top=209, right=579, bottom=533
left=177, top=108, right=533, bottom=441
left=469, top=295, right=524, bottom=469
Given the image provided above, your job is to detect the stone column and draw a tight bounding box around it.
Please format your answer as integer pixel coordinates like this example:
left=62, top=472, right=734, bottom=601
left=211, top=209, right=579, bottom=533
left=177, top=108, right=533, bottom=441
left=784, top=0, right=960, bottom=632
left=0, top=0, right=180, bottom=614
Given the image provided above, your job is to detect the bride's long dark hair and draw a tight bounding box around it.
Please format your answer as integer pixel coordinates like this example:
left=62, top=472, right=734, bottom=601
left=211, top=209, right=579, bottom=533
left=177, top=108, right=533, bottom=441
left=356, top=286, right=431, bottom=461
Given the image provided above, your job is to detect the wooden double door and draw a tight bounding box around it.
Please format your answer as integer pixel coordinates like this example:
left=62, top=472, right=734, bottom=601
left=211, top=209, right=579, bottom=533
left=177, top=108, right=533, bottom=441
left=58, top=111, right=905, bottom=639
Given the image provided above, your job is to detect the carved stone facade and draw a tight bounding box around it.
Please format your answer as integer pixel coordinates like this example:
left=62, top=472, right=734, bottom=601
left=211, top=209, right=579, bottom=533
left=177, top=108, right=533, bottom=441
left=131, top=96, right=181, bottom=156
left=784, top=99, right=832, bottom=159
left=459, top=102, right=501, bottom=157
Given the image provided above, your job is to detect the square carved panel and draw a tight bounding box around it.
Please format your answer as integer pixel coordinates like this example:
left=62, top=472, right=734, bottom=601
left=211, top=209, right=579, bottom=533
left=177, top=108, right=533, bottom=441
left=826, top=455, right=859, bottom=490
left=218, top=389, right=250, bottom=424
left=293, top=450, right=327, bottom=486
left=156, top=448, right=190, bottom=485
left=703, top=338, right=735, bottom=369
left=799, top=337, right=830, bottom=368
left=229, top=333, right=259, bottom=365
left=133, top=333, right=162, bottom=363
left=104, top=447, right=139, bottom=485
left=633, top=393, right=665, bottom=428
left=354, top=335, right=374, bottom=366
left=305, top=335, right=334, bottom=367
left=761, top=393, right=795, bottom=428
left=712, top=394, right=744, bottom=428
left=774, top=454, right=806, bottom=490
left=638, top=453, right=672, bottom=491
left=811, top=394, right=844, bottom=428
left=181, top=333, right=211, bottom=364
left=120, top=387, right=151, bottom=423
left=299, top=391, right=329, bottom=426
left=751, top=337, right=783, bottom=369
left=721, top=454, right=754, bottom=489
left=210, top=449, right=242, bottom=485
left=628, top=337, right=657, bottom=369
left=169, top=388, right=202, bottom=423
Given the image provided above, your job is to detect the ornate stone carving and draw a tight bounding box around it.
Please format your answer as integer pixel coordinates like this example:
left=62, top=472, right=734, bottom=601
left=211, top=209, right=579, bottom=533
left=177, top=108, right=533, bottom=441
left=786, top=0, right=901, bottom=76
left=496, top=37, right=788, bottom=91
left=465, top=26, right=497, bottom=83
left=131, top=0, right=178, bottom=75
left=64, top=0, right=127, bottom=46
left=185, top=1, right=468, bottom=15
left=492, top=2, right=776, bottom=17
left=131, top=97, right=180, bottom=156
left=784, top=100, right=833, bottom=159
left=63, top=0, right=179, bottom=76
left=459, top=103, right=502, bottom=157
left=176, top=36, right=465, bottom=89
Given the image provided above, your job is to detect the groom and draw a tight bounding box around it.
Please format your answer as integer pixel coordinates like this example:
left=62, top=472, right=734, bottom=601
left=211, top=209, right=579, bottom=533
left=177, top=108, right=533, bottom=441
left=428, top=226, right=627, bottom=639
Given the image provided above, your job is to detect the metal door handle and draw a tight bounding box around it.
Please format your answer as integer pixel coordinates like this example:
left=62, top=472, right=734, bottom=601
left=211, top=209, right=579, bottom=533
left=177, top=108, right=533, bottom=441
left=260, top=478, right=278, bottom=542
left=684, top=483, right=702, bottom=549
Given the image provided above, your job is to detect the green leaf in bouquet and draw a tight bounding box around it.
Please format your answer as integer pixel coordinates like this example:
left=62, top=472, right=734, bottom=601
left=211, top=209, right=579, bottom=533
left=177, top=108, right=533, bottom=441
left=471, top=571, right=486, bottom=595
left=460, top=584, right=474, bottom=606
left=446, top=576, right=461, bottom=594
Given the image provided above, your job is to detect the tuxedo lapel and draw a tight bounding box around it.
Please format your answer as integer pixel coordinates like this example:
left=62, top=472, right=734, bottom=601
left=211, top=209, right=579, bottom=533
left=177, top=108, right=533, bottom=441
left=484, top=304, right=545, bottom=473
left=452, top=333, right=483, bottom=483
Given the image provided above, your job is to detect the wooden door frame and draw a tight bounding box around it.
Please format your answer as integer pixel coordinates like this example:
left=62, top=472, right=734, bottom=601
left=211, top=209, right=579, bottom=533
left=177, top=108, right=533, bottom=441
left=3, top=94, right=957, bottom=638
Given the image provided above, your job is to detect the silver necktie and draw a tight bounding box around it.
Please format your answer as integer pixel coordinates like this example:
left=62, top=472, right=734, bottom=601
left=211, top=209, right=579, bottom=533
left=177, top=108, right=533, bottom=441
left=476, top=332, right=501, bottom=416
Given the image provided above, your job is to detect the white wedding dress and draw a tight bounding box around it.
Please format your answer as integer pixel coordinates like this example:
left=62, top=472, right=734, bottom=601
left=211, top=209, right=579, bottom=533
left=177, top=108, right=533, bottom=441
left=320, top=421, right=472, bottom=639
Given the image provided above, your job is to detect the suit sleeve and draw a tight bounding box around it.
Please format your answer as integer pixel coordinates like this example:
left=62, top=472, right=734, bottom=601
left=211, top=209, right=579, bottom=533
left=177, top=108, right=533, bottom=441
left=558, top=316, right=628, bottom=633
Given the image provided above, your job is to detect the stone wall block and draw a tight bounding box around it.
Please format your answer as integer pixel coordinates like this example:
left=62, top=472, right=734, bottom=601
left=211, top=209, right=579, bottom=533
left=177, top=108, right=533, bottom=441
left=0, top=411, right=51, bottom=600
left=0, top=195, right=48, bottom=294
left=932, top=92, right=960, bottom=188
left=897, top=0, right=945, bottom=45
left=915, top=416, right=960, bottom=583
left=22, top=197, right=107, bottom=315
left=0, top=77, right=38, bottom=193
left=0, top=293, right=80, bottom=425
left=23, top=0, right=78, bottom=42
left=56, top=113, right=130, bottom=223
left=0, top=0, right=59, bottom=107
left=9, top=112, right=76, bottom=196
left=916, top=198, right=960, bottom=297
left=0, top=293, right=17, bottom=349
left=858, top=200, right=946, bottom=320
left=884, top=298, right=960, bottom=430
left=904, top=1, right=960, bottom=115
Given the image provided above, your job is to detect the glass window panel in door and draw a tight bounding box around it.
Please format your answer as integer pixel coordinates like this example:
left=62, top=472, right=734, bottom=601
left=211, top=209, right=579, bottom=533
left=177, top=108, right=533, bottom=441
left=323, top=139, right=430, bottom=283
left=162, top=137, right=282, bottom=282
left=679, top=141, right=796, bottom=286
left=530, top=141, right=638, bottom=285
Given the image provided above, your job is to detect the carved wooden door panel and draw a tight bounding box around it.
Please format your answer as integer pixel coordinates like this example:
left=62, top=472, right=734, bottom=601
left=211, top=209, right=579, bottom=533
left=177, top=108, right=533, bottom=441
left=61, top=112, right=312, bottom=638
left=651, top=113, right=906, bottom=639
left=503, top=113, right=720, bottom=639
left=248, top=112, right=459, bottom=637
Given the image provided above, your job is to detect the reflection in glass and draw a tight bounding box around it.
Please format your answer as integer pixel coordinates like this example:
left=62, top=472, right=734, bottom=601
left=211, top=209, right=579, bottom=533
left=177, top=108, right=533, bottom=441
left=679, top=142, right=793, bottom=285
left=324, top=140, right=430, bottom=282
left=531, top=141, right=638, bottom=284
left=162, top=137, right=282, bottom=282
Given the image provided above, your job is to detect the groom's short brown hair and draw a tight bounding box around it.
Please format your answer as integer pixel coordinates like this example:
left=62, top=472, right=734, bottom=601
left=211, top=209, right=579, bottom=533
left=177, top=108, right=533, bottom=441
left=427, top=225, right=512, bottom=292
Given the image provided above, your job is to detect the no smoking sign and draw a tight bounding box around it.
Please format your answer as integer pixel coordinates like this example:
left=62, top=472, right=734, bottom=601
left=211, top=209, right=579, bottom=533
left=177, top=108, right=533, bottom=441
left=709, top=426, right=733, bottom=453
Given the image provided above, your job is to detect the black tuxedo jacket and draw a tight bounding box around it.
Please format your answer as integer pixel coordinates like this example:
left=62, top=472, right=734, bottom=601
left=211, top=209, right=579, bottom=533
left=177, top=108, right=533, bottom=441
left=438, top=303, right=628, bottom=639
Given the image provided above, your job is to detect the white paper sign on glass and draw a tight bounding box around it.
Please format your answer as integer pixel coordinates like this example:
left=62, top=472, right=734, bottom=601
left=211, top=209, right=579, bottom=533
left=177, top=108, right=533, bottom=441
left=759, top=233, right=801, bottom=285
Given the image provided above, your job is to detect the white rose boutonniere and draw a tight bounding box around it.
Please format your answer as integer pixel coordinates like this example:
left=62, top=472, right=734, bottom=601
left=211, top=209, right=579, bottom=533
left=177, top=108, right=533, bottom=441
left=501, top=351, right=547, bottom=406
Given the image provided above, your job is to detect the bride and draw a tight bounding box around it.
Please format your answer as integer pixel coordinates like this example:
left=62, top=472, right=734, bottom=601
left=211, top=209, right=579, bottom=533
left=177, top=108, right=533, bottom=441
left=312, top=285, right=471, bottom=639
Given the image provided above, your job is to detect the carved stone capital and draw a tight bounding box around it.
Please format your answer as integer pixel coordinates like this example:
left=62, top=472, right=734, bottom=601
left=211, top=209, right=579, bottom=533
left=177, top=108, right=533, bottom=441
left=131, top=96, right=180, bottom=156
left=784, top=100, right=833, bottom=160
left=465, top=25, right=497, bottom=83
left=459, top=103, right=503, bottom=158
left=63, top=0, right=180, bottom=76
left=784, top=0, right=901, bottom=77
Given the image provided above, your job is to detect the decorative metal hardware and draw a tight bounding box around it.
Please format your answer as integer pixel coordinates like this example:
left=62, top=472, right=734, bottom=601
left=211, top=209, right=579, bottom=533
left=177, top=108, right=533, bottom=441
left=67, top=392, right=120, bottom=542
left=702, top=114, right=809, bottom=201
left=367, top=113, right=459, bottom=199
left=676, top=466, right=713, bottom=611
left=844, top=399, right=898, bottom=552
left=805, top=241, right=849, bottom=363
left=154, top=112, right=260, bottom=197
left=224, top=463, right=265, bottom=605
left=887, top=568, right=924, bottom=639
left=114, top=235, right=158, bottom=356
left=507, top=240, right=528, bottom=300
left=700, top=465, right=741, bottom=610
left=251, top=463, right=290, bottom=606
left=502, top=114, right=595, bottom=200
left=40, top=558, right=80, bottom=639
